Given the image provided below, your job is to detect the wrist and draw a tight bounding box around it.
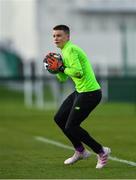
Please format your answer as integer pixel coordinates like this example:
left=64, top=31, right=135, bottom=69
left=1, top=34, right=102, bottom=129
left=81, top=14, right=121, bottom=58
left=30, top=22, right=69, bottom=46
left=59, top=65, right=65, bottom=73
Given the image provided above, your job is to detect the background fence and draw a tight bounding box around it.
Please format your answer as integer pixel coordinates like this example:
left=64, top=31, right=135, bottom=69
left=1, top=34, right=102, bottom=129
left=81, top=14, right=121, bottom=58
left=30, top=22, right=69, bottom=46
left=0, top=0, right=136, bottom=109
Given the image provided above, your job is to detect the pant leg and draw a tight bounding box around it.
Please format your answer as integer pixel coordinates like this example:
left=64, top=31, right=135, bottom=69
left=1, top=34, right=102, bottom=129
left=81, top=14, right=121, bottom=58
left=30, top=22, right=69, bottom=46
left=65, top=90, right=103, bottom=154
left=54, top=91, right=83, bottom=148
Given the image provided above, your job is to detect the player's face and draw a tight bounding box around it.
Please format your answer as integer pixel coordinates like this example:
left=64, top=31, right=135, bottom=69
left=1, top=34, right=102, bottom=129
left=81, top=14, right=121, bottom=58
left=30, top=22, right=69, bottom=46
left=53, top=30, right=69, bottom=49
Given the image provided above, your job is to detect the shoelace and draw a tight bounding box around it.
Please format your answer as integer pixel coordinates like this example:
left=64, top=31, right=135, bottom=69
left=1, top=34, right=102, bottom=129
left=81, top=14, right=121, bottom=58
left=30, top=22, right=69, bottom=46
left=98, top=154, right=108, bottom=165
left=72, top=152, right=82, bottom=159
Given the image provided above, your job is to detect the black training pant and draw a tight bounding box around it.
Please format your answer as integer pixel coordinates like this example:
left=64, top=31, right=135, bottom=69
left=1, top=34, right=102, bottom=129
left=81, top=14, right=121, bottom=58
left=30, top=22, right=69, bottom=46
left=54, top=89, right=103, bottom=154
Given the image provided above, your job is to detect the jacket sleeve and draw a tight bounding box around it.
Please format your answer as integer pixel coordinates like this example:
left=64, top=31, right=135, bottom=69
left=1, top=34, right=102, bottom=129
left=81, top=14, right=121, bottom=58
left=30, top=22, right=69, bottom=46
left=56, top=72, right=68, bottom=82
left=64, top=48, right=83, bottom=78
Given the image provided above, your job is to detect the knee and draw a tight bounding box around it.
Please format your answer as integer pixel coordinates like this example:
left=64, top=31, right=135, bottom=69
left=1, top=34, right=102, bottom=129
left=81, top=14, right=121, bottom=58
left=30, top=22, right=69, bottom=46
left=54, top=113, right=60, bottom=125
left=54, top=113, right=64, bottom=130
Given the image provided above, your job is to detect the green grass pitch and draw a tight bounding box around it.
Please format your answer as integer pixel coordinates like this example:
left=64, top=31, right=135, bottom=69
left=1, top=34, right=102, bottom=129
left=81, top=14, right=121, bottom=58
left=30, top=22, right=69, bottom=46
left=0, top=90, right=136, bottom=178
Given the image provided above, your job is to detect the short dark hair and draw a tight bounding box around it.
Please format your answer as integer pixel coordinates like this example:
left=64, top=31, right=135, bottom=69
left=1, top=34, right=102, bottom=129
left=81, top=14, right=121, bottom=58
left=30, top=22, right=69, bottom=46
left=53, top=25, right=70, bottom=35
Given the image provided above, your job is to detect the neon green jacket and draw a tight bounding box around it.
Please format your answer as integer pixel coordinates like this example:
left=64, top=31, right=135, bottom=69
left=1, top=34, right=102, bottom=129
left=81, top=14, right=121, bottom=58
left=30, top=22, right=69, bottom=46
left=57, top=41, right=100, bottom=92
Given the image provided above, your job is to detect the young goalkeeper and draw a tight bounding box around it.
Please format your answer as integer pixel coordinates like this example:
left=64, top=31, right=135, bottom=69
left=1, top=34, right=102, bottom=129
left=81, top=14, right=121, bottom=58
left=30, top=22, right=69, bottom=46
left=47, top=25, right=111, bottom=169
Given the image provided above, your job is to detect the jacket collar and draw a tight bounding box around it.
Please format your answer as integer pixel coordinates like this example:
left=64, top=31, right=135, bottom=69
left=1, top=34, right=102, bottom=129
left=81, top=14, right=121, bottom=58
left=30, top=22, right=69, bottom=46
left=62, top=41, right=72, bottom=51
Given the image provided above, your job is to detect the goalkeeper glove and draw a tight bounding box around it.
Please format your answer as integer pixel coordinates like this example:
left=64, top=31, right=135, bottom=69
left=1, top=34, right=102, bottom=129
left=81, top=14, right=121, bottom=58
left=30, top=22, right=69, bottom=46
left=43, top=52, right=65, bottom=74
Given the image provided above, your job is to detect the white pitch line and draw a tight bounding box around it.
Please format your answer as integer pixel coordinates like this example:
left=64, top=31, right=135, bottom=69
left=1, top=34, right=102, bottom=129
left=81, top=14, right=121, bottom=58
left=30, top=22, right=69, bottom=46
left=36, top=136, right=74, bottom=150
left=35, top=136, right=136, bottom=167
